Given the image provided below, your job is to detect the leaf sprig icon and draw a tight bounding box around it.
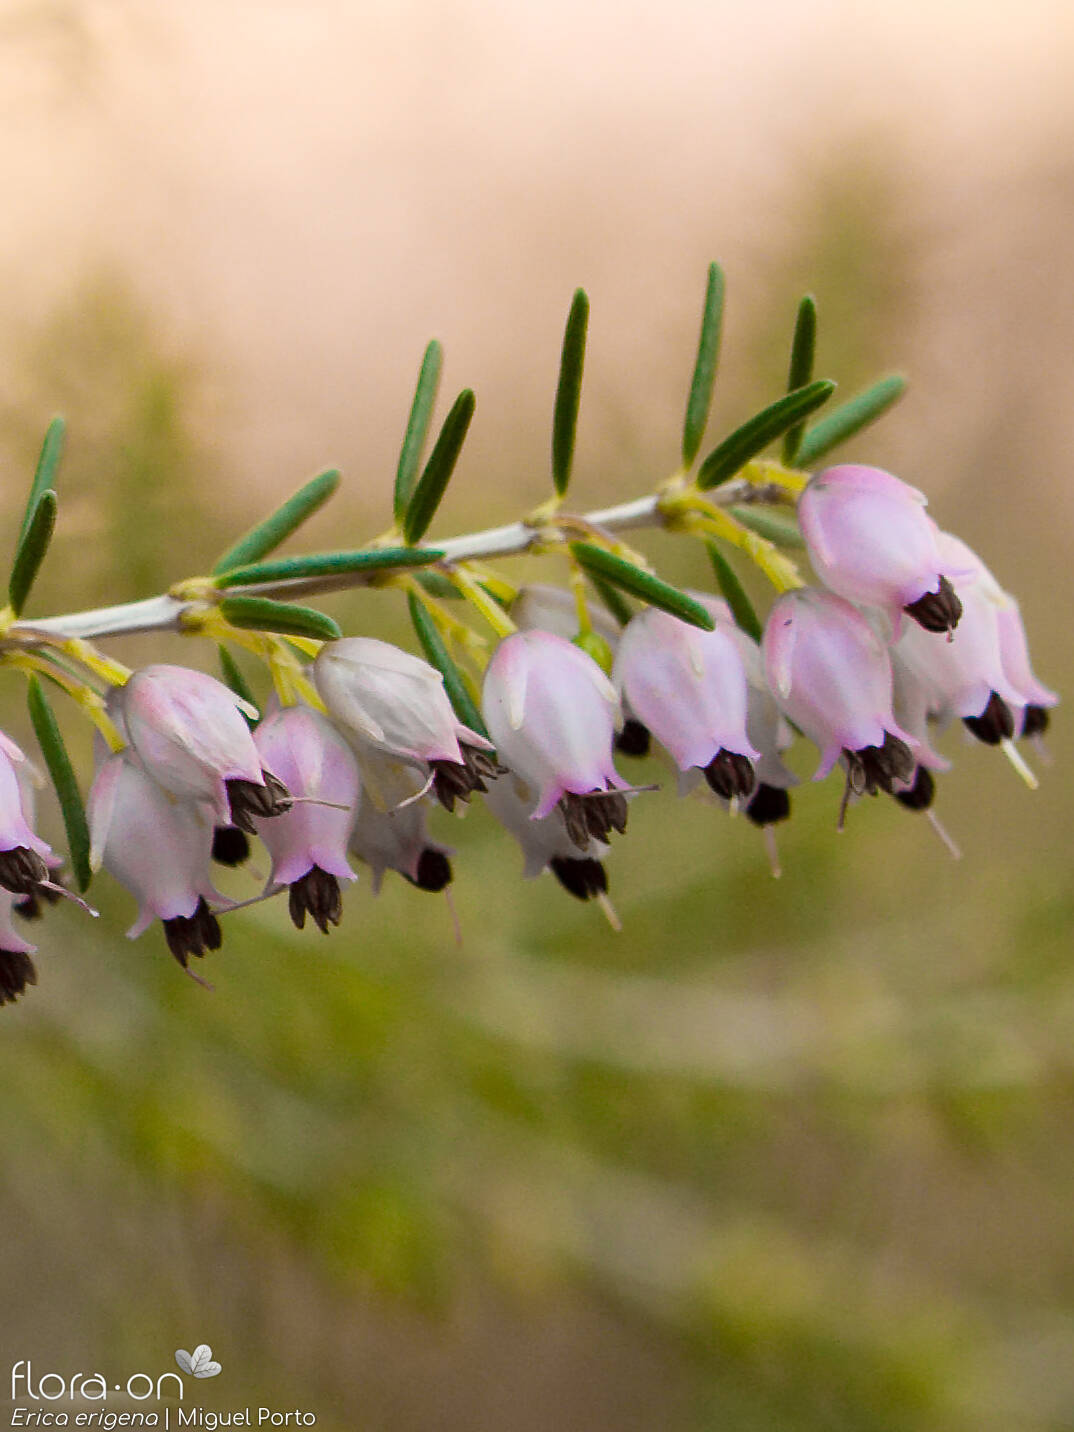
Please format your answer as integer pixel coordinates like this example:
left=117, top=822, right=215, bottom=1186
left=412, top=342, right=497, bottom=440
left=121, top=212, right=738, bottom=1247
left=175, top=1345, right=222, bottom=1378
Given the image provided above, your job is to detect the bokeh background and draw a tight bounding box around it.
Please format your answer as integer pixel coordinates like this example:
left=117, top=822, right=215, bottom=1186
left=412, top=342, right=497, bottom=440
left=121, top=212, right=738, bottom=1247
left=2, top=2, right=1074, bottom=1427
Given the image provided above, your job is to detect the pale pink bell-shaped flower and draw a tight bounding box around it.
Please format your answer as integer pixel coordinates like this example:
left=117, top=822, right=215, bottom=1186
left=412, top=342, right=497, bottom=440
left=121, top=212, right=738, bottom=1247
left=482, top=770, right=610, bottom=903
left=118, top=664, right=290, bottom=830
left=894, top=531, right=1038, bottom=746
left=251, top=705, right=360, bottom=933
left=684, top=596, right=799, bottom=827
left=0, top=733, right=57, bottom=896
left=512, top=583, right=621, bottom=649
left=0, top=889, right=37, bottom=1005
left=313, top=637, right=498, bottom=812
left=482, top=629, right=628, bottom=845
left=348, top=749, right=452, bottom=894
left=88, top=752, right=223, bottom=967
left=798, top=464, right=963, bottom=635
left=612, top=606, right=759, bottom=799
left=930, top=530, right=1056, bottom=741
left=763, top=588, right=917, bottom=795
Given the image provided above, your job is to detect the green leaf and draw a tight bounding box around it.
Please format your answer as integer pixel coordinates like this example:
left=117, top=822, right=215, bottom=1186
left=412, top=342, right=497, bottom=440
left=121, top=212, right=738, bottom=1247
left=587, top=574, right=633, bottom=627
left=403, top=389, right=475, bottom=545
left=552, top=288, right=589, bottom=498
left=682, top=262, right=725, bottom=467
left=9, top=490, right=57, bottom=616
left=407, top=593, right=489, bottom=740
left=394, top=340, right=443, bottom=524
left=219, top=596, right=342, bottom=642
left=216, top=546, right=444, bottom=589
left=729, top=505, right=806, bottom=547
left=781, top=295, right=817, bottom=465
left=217, top=645, right=259, bottom=722
left=794, top=374, right=907, bottom=468
left=18, top=417, right=65, bottom=550
left=211, top=469, right=341, bottom=575
left=697, top=380, right=835, bottom=490
left=26, top=674, right=91, bottom=892
left=570, top=542, right=714, bottom=631
left=705, top=542, right=762, bottom=642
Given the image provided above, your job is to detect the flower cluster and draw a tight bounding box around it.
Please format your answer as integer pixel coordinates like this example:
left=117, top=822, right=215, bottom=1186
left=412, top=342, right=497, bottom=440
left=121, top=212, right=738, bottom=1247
left=0, top=269, right=1057, bottom=1007
left=5, top=458, right=1051, bottom=1001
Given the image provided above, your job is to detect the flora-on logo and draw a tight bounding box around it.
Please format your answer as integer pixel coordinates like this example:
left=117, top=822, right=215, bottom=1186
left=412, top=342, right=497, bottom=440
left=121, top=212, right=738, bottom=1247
left=175, top=1345, right=222, bottom=1379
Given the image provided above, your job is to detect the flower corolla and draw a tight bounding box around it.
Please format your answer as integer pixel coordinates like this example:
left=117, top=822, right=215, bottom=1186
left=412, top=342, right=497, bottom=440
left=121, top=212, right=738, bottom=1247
left=798, top=464, right=963, bottom=635
left=88, top=752, right=222, bottom=966
left=313, top=637, right=497, bottom=811
left=612, top=606, right=758, bottom=799
left=482, top=629, right=628, bottom=844
left=117, top=664, right=289, bottom=830
left=251, top=705, right=360, bottom=933
left=762, top=588, right=916, bottom=794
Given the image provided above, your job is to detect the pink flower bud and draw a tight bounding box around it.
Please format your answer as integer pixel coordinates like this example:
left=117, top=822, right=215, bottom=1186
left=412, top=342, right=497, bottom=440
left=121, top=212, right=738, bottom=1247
left=118, top=665, right=289, bottom=830
left=612, top=607, right=759, bottom=799
left=251, top=706, right=360, bottom=933
left=88, top=753, right=223, bottom=966
left=482, top=630, right=628, bottom=843
left=314, top=638, right=497, bottom=811
left=763, top=589, right=917, bottom=793
left=798, top=464, right=962, bottom=635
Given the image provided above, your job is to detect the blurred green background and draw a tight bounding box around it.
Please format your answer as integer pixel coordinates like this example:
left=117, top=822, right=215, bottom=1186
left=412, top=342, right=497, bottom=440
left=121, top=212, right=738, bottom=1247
left=2, top=2, right=1074, bottom=1428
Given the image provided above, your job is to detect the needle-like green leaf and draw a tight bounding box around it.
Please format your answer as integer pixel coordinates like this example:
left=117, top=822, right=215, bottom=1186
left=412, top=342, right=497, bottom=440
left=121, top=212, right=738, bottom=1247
left=682, top=262, right=725, bottom=468
left=587, top=574, right=633, bottom=627
left=26, top=674, right=91, bottom=892
left=570, top=542, right=714, bottom=631
left=729, top=505, right=806, bottom=547
left=218, top=597, right=342, bottom=642
left=781, top=295, right=817, bottom=465
left=215, top=546, right=444, bottom=589
left=394, top=340, right=443, bottom=524
left=794, top=374, right=907, bottom=468
left=403, top=389, right=475, bottom=546
left=212, top=469, right=341, bottom=575
left=407, top=593, right=489, bottom=740
left=217, top=645, right=260, bottom=723
left=697, top=380, right=835, bottom=490
left=552, top=289, right=589, bottom=498
left=9, top=490, right=57, bottom=616
left=705, top=542, right=762, bottom=642
left=18, top=417, right=64, bottom=549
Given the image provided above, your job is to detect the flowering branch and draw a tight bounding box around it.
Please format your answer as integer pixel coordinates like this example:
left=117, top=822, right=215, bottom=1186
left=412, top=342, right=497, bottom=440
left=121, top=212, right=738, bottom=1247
left=0, top=265, right=1056, bottom=1011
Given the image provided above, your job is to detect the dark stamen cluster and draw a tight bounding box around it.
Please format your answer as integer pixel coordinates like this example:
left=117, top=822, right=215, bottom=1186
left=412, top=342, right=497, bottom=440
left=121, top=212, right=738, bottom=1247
left=903, top=575, right=963, bottom=634
left=163, top=897, right=222, bottom=967
left=893, top=765, right=935, bottom=811
left=559, top=791, right=629, bottom=849
left=211, top=825, right=251, bottom=867
left=550, top=856, right=608, bottom=901
left=431, top=745, right=505, bottom=813
left=745, top=783, right=791, bottom=827
left=404, top=848, right=453, bottom=893
left=703, top=750, right=756, bottom=801
left=0, top=847, right=50, bottom=896
left=287, top=867, right=344, bottom=934
left=0, top=949, right=37, bottom=1005
left=963, top=692, right=1014, bottom=746
left=615, top=719, right=651, bottom=758
left=846, top=732, right=916, bottom=797
left=226, top=770, right=292, bottom=832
